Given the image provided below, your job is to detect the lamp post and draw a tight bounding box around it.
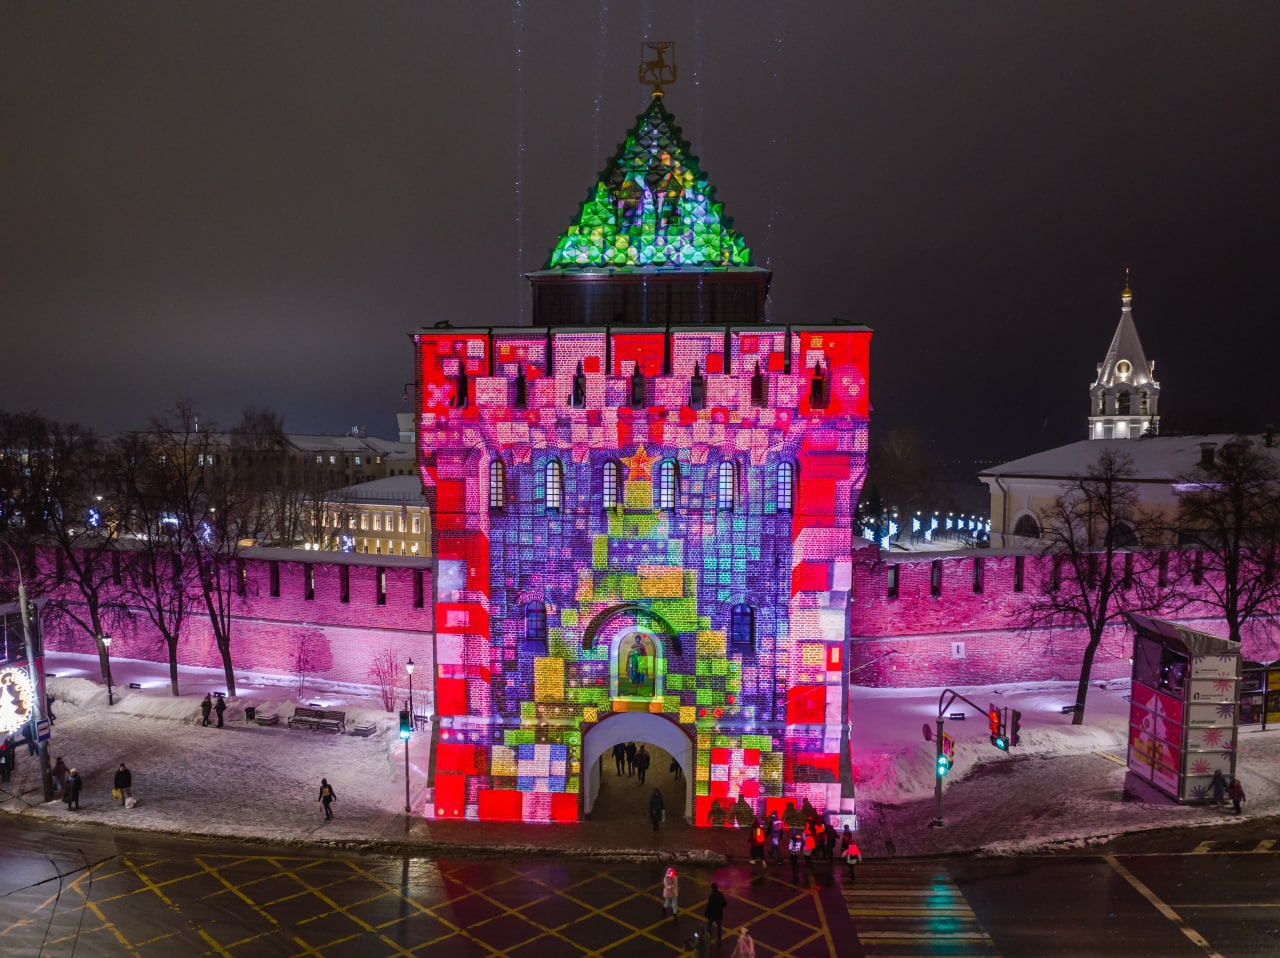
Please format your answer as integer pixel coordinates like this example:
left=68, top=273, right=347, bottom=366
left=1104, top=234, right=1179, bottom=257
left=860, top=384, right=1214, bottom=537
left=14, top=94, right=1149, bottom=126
left=404, top=657, right=415, bottom=815
left=102, top=634, right=114, bottom=706
left=407, top=657, right=415, bottom=727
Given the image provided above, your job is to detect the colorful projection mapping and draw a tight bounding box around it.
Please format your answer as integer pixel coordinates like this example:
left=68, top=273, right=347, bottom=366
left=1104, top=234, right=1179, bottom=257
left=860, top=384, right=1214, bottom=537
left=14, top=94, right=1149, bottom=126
left=414, top=93, right=871, bottom=825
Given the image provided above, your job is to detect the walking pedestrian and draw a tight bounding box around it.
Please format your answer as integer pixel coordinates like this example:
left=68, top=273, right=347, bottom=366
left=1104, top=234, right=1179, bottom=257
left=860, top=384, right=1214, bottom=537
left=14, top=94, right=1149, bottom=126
left=731, top=925, right=756, bottom=958
left=748, top=817, right=766, bottom=868
left=200, top=693, right=213, bottom=727
left=843, top=838, right=862, bottom=880
left=1210, top=769, right=1227, bottom=807
left=65, top=768, right=82, bottom=809
left=51, top=756, right=68, bottom=794
left=0, top=736, right=13, bottom=784
left=649, top=787, right=664, bottom=832
left=214, top=694, right=227, bottom=728
left=636, top=745, right=651, bottom=784
left=46, top=692, right=56, bottom=724
left=661, top=866, right=679, bottom=924
left=839, top=824, right=853, bottom=857
left=704, top=882, right=727, bottom=942
left=767, top=810, right=784, bottom=864
left=625, top=742, right=637, bottom=777
left=113, top=763, right=133, bottom=805
left=612, top=742, right=626, bottom=776
left=669, top=758, right=683, bottom=780
left=788, top=829, right=803, bottom=880
left=318, top=778, right=337, bottom=819
left=1228, top=778, right=1246, bottom=815
left=803, top=826, right=816, bottom=872
left=25, top=718, right=38, bottom=755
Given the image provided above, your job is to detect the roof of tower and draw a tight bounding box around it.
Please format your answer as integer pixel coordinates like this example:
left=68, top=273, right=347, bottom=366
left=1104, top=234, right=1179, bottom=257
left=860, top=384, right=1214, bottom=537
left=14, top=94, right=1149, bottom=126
left=542, top=96, right=755, bottom=271
left=1092, top=281, right=1157, bottom=390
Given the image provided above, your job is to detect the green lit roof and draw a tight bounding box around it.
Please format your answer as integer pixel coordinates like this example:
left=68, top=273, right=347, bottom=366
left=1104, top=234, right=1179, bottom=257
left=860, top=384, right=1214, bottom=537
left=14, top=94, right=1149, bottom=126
left=545, top=96, right=752, bottom=270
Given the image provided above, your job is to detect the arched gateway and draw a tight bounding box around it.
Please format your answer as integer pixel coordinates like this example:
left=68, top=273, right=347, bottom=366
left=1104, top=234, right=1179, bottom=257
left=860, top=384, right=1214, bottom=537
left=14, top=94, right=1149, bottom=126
left=582, top=712, right=695, bottom=821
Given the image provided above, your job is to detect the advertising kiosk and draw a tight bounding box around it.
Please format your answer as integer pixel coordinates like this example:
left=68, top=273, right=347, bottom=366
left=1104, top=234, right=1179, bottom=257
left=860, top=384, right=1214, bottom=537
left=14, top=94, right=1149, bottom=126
left=1126, top=612, right=1241, bottom=803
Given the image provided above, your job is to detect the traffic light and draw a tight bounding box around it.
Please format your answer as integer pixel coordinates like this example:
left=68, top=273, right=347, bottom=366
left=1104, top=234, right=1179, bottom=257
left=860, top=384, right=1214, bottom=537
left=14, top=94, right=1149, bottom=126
left=988, top=704, right=1008, bottom=750
left=1009, top=709, right=1022, bottom=747
left=937, top=732, right=955, bottom=777
left=399, top=710, right=411, bottom=740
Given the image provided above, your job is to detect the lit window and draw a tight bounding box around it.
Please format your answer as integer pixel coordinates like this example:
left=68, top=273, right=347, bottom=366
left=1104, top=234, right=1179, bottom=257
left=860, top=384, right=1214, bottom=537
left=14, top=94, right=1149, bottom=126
left=412, top=514, right=421, bottom=534
left=373, top=514, right=381, bottom=531
left=329, top=455, right=337, bottom=465
left=545, top=460, right=563, bottom=511
left=354, top=456, right=362, bottom=466
left=658, top=460, right=678, bottom=510
left=729, top=603, right=754, bottom=651
left=717, top=462, right=735, bottom=511
left=602, top=461, right=620, bottom=510
left=489, top=460, right=506, bottom=510
left=524, top=601, right=547, bottom=652
left=360, top=513, right=369, bottom=530
left=776, top=463, right=794, bottom=512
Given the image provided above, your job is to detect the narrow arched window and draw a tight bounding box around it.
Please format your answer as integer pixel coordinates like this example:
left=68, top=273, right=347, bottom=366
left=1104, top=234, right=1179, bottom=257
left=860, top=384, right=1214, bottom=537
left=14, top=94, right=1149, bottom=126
left=751, top=363, right=767, bottom=407
left=717, top=461, right=736, bottom=512
left=729, top=603, right=754, bottom=651
left=1013, top=514, right=1041, bottom=539
left=1138, top=390, right=1149, bottom=416
left=1097, top=392, right=1106, bottom=415
left=776, top=463, right=794, bottom=512
left=524, top=601, right=547, bottom=653
left=1117, top=391, right=1131, bottom=415
left=545, top=459, right=563, bottom=511
left=602, top=461, right=621, bottom=510
left=489, top=460, right=505, bottom=510
left=658, top=460, right=678, bottom=511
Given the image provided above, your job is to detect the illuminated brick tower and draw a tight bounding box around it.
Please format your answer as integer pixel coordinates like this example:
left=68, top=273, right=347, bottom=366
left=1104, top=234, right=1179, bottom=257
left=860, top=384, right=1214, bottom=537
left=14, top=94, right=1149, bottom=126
left=414, top=81, right=871, bottom=825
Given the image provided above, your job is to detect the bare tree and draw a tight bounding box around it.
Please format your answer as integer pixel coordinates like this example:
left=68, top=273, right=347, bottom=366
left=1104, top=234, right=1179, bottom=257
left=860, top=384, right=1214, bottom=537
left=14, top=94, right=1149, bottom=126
left=368, top=646, right=405, bottom=712
left=1174, top=436, right=1280, bottom=645
left=1014, top=448, right=1168, bottom=724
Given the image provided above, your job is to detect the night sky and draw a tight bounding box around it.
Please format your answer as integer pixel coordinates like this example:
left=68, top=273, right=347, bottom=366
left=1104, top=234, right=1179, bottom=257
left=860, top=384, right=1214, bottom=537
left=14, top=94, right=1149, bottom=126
left=3, top=3, right=1278, bottom=469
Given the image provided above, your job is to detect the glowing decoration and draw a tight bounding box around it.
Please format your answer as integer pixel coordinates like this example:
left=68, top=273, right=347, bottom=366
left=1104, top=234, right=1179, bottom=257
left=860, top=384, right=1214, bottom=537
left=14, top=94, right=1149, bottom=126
left=546, top=97, right=751, bottom=269
left=621, top=445, right=658, bottom=481
left=0, top=667, right=35, bottom=734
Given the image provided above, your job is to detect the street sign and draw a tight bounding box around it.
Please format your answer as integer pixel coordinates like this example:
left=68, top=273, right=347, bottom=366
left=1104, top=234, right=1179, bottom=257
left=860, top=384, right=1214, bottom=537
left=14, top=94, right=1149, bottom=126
left=36, top=718, right=50, bottom=742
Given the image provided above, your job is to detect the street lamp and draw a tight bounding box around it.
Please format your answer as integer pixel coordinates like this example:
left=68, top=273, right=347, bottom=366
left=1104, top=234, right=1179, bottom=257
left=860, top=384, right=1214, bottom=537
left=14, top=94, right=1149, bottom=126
left=406, top=657, right=415, bottom=726
left=404, top=657, right=415, bottom=815
left=102, top=634, right=114, bottom=706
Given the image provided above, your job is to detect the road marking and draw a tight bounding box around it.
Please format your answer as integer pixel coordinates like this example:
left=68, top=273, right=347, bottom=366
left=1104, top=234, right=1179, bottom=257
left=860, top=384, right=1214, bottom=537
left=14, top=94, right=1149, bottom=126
left=1191, top=841, right=1215, bottom=854
left=1104, top=855, right=1224, bottom=958
left=1252, top=839, right=1275, bottom=853
left=1094, top=750, right=1128, bottom=767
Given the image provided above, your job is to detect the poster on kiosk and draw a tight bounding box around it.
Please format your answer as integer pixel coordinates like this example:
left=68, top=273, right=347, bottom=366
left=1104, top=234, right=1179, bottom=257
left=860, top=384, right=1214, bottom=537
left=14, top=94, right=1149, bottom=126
left=1126, top=612, right=1240, bottom=804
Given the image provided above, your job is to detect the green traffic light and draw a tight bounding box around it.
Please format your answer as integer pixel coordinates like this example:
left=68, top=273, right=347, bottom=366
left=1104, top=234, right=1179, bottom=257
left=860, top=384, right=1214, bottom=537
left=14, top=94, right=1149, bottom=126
left=991, top=735, right=1008, bottom=750
left=936, top=755, right=950, bottom=777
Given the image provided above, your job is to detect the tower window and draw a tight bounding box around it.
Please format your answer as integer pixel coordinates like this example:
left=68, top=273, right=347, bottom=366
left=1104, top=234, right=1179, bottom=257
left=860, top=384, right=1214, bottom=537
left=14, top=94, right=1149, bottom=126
left=887, top=565, right=898, bottom=599
left=570, top=363, right=586, bottom=408
left=602, top=461, right=621, bottom=510
left=729, top=603, right=754, bottom=651
left=658, top=460, right=679, bottom=511
left=489, top=460, right=506, bottom=510
left=630, top=364, right=647, bottom=408
left=1097, top=392, right=1106, bottom=415
left=545, top=460, right=563, bottom=512
left=751, top=363, right=767, bottom=407
left=973, top=557, right=985, bottom=594
left=524, top=601, right=547, bottom=653
left=809, top=363, right=828, bottom=409
left=1117, top=391, right=1131, bottom=415
left=1013, top=515, right=1041, bottom=539
left=1014, top=555, right=1025, bottom=592
left=930, top=560, right=942, bottom=597
left=1139, top=390, right=1149, bottom=416
left=776, top=463, right=794, bottom=512
left=717, top=461, right=736, bottom=512
left=689, top=363, right=705, bottom=410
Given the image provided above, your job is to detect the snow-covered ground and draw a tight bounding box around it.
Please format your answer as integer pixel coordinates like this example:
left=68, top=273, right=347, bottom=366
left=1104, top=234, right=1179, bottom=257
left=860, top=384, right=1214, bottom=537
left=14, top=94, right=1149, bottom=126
left=4, top=652, right=1276, bottom=858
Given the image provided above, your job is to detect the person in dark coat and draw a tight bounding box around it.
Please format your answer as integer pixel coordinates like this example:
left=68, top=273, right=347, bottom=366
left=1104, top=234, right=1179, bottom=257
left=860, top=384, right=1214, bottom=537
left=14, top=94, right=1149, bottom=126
left=648, top=787, right=664, bottom=832
left=318, top=778, right=337, bottom=819
left=1210, top=769, right=1227, bottom=807
left=704, top=881, right=727, bottom=942
left=114, top=763, right=133, bottom=804
left=51, top=756, right=69, bottom=794
left=0, top=736, right=13, bottom=783
left=625, top=742, right=637, bottom=777
left=200, top=694, right=213, bottom=727
left=612, top=742, right=626, bottom=776
left=213, top=694, right=227, bottom=728
left=65, top=768, right=83, bottom=809
left=636, top=745, right=651, bottom=784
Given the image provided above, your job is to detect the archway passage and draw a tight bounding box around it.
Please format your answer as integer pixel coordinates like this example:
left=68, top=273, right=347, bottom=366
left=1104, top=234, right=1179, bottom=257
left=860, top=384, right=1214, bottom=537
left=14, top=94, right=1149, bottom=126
left=590, top=741, right=688, bottom=827
left=581, top=712, right=693, bottom=824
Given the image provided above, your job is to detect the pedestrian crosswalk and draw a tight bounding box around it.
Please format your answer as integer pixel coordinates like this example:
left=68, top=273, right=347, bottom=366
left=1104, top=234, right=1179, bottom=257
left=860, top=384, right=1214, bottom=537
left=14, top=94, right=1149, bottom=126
left=842, top=862, right=1000, bottom=956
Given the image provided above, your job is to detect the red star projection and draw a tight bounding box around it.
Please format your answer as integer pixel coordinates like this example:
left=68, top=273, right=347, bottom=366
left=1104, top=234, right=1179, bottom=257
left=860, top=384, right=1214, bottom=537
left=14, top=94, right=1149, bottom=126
left=621, top=444, right=657, bottom=480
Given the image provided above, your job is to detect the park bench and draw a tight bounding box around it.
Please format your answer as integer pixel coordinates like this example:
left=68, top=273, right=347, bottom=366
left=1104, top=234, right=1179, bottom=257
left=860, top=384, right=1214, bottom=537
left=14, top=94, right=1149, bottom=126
left=254, top=712, right=280, bottom=727
left=287, top=706, right=347, bottom=733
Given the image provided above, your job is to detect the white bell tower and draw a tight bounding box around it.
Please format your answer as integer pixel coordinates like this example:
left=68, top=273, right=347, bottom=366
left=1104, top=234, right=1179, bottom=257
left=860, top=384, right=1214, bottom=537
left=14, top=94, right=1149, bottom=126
left=1089, top=273, right=1159, bottom=440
